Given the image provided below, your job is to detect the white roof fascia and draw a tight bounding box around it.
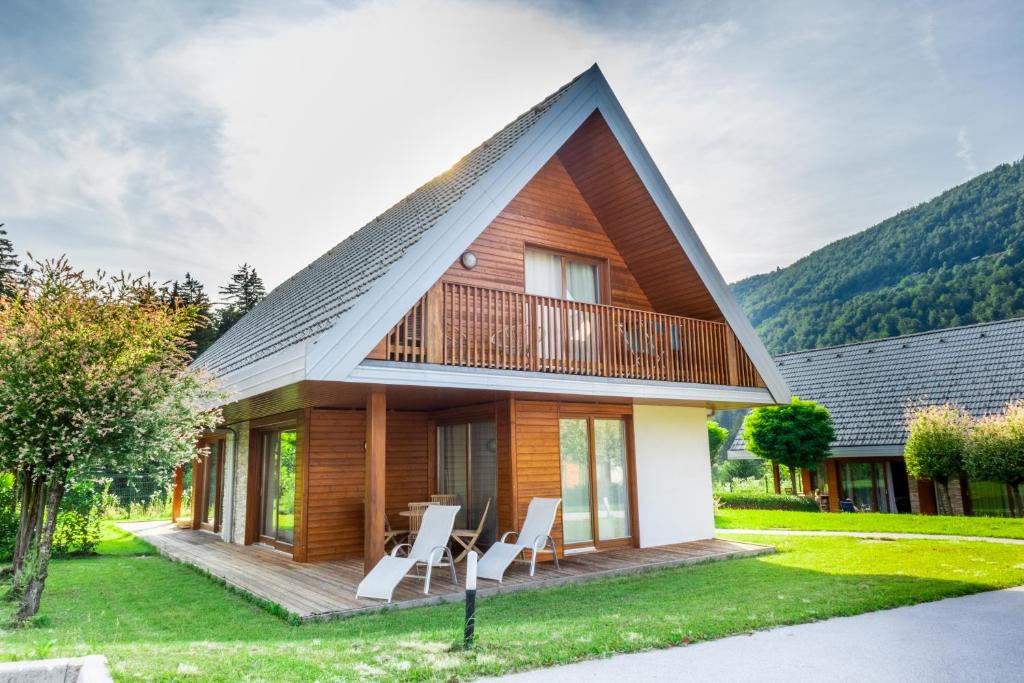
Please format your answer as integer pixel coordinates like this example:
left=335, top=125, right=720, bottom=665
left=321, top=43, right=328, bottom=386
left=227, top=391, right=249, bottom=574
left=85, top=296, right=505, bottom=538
left=349, top=361, right=777, bottom=405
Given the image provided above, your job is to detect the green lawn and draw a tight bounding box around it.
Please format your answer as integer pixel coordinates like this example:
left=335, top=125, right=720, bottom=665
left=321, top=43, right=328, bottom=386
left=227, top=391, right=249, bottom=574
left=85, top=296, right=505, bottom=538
left=2, top=524, right=1023, bottom=681
left=716, top=508, right=1024, bottom=539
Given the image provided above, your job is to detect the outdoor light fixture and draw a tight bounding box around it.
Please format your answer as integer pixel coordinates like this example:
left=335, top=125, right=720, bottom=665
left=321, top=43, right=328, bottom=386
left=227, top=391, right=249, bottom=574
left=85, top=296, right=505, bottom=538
left=460, top=251, right=478, bottom=269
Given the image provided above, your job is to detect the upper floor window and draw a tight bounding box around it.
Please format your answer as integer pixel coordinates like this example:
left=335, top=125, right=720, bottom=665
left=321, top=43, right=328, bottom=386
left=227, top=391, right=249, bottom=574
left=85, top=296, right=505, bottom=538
left=525, top=247, right=602, bottom=304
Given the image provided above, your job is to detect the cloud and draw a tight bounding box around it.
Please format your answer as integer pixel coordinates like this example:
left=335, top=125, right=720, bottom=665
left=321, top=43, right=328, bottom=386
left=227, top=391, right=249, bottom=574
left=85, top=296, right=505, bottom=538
left=956, top=126, right=978, bottom=174
left=2, top=0, right=1022, bottom=291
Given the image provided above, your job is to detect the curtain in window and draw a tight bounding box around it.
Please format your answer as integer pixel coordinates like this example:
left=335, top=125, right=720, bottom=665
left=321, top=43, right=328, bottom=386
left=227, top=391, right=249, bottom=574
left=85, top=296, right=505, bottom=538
left=565, top=260, right=599, bottom=303
left=525, top=248, right=562, bottom=298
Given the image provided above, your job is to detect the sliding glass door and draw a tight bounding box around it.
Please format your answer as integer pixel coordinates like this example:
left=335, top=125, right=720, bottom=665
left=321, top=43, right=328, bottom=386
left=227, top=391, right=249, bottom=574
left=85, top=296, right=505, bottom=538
left=260, top=429, right=297, bottom=548
left=198, top=438, right=224, bottom=531
left=559, top=416, right=631, bottom=548
left=437, top=421, right=497, bottom=543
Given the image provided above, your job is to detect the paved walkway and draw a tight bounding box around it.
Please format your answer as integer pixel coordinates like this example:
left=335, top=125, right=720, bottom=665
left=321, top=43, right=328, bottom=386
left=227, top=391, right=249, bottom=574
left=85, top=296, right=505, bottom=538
left=716, top=528, right=1024, bottom=544
left=489, top=587, right=1024, bottom=682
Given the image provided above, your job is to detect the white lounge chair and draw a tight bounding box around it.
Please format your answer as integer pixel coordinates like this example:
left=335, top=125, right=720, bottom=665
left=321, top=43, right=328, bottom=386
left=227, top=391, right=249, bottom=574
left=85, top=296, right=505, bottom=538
left=355, top=504, right=460, bottom=602
left=477, top=497, right=561, bottom=582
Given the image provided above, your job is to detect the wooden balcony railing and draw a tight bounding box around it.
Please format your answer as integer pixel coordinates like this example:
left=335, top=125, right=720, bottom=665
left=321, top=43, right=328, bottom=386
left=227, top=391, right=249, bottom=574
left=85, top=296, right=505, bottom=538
left=372, top=282, right=763, bottom=388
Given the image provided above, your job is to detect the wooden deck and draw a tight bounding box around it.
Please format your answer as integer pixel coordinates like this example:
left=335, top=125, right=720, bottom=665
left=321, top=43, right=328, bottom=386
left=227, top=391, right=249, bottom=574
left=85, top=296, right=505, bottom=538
left=121, top=521, right=773, bottom=620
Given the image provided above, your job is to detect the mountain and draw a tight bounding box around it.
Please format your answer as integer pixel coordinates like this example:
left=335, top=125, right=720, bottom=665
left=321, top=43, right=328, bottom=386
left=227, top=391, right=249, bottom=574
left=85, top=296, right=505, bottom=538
left=731, top=158, right=1024, bottom=355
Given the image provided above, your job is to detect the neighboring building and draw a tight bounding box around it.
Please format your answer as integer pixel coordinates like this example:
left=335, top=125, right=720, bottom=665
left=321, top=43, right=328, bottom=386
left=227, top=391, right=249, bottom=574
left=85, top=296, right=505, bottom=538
left=729, top=318, right=1024, bottom=516
left=180, top=65, right=788, bottom=571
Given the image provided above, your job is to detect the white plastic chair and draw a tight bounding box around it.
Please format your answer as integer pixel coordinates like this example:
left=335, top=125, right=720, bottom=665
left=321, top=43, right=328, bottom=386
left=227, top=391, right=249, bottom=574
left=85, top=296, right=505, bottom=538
left=477, top=497, right=561, bottom=582
left=355, top=505, right=460, bottom=602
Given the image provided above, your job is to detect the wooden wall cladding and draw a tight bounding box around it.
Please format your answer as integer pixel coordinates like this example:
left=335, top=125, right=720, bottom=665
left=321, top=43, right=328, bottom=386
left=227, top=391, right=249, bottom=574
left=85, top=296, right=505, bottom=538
left=557, top=111, right=723, bottom=322
left=511, top=400, right=565, bottom=556
left=303, top=409, right=430, bottom=562
left=384, top=412, right=430, bottom=527
left=441, top=156, right=654, bottom=312
left=306, top=409, right=365, bottom=561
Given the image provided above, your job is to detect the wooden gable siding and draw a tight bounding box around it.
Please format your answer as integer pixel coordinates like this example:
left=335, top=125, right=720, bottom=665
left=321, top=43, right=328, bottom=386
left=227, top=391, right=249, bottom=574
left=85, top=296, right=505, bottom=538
left=556, top=111, right=723, bottom=321
left=304, top=408, right=429, bottom=562
left=441, top=155, right=654, bottom=312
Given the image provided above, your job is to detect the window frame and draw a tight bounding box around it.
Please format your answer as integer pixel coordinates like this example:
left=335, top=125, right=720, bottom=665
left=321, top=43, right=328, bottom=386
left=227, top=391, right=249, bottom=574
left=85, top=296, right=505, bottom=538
left=523, top=244, right=610, bottom=305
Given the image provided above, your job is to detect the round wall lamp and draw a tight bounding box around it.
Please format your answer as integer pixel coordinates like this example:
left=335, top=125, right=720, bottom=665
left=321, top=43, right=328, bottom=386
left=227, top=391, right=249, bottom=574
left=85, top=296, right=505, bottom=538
left=460, top=251, right=478, bottom=269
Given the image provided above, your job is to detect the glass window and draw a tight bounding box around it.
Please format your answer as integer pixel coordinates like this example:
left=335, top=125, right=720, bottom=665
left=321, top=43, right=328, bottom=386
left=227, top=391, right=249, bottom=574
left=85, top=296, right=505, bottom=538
left=437, top=421, right=497, bottom=544
left=202, top=441, right=220, bottom=524
left=594, top=419, right=630, bottom=540
left=968, top=480, right=1014, bottom=517
left=260, top=429, right=297, bottom=545
left=525, top=248, right=562, bottom=298
left=525, top=247, right=601, bottom=303
left=566, top=260, right=599, bottom=303
left=559, top=418, right=593, bottom=544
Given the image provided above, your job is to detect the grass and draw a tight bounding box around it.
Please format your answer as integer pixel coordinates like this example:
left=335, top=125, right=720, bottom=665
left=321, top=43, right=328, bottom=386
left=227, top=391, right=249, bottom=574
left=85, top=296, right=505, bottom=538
left=716, top=508, right=1024, bottom=539
left=2, top=522, right=1023, bottom=681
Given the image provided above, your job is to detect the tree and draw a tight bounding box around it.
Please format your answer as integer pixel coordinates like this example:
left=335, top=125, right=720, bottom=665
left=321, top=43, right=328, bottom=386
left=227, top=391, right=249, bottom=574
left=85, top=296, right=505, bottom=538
left=707, top=420, right=729, bottom=465
left=168, top=273, right=217, bottom=358
left=743, top=397, right=835, bottom=493
left=904, top=404, right=970, bottom=514
left=964, top=403, right=1024, bottom=517
left=217, top=263, right=266, bottom=337
left=0, top=225, right=20, bottom=297
left=0, top=258, right=221, bottom=621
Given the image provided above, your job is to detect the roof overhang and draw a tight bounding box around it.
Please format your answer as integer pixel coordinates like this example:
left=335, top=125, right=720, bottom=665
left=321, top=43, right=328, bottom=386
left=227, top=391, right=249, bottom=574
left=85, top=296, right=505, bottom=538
left=299, top=65, right=789, bottom=403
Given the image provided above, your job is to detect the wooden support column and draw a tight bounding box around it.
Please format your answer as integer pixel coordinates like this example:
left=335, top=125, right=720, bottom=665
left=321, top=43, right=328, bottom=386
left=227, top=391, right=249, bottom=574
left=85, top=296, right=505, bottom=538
left=724, top=326, right=740, bottom=386
left=825, top=459, right=840, bottom=512
left=171, top=465, right=183, bottom=523
left=364, top=387, right=387, bottom=575
left=425, top=282, right=444, bottom=365
left=771, top=462, right=781, bottom=494
left=190, top=456, right=204, bottom=530
left=801, top=467, right=814, bottom=497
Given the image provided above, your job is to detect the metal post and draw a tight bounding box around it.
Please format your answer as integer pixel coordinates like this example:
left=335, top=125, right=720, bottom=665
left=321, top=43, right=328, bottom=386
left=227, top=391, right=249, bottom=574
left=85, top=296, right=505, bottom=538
left=464, top=551, right=478, bottom=649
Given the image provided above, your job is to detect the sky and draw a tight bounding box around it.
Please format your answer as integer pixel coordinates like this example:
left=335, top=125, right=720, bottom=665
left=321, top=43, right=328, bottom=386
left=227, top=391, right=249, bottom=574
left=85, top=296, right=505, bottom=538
left=2, top=0, right=1022, bottom=301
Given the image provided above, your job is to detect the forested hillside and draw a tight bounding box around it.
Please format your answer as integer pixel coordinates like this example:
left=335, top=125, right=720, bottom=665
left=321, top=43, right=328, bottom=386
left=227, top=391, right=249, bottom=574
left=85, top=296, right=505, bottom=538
left=732, top=158, right=1024, bottom=354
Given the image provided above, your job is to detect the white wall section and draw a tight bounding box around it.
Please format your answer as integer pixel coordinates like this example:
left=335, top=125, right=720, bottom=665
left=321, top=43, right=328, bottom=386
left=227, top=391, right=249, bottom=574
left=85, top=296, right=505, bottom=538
left=632, top=405, right=715, bottom=547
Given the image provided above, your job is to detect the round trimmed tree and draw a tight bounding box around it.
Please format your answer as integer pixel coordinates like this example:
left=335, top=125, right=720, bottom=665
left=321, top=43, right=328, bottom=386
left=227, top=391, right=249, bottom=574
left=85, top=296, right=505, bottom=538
left=0, top=259, right=222, bottom=622
left=904, top=404, right=970, bottom=514
left=743, top=397, right=835, bottom=494
left=965, top=403, right=1024, bottom=517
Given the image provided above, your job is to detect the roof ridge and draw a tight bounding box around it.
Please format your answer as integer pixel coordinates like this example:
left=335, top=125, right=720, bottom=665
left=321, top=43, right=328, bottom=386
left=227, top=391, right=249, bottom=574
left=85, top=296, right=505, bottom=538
left=775, top=316, right=1024, bottom=358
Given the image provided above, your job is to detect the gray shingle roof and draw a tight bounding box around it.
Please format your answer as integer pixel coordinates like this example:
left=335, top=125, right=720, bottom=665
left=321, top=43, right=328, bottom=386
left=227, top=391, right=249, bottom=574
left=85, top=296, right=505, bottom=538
left=732, top=318, right=1024, bottom=450
left=195, top=72, right=584, bottom=376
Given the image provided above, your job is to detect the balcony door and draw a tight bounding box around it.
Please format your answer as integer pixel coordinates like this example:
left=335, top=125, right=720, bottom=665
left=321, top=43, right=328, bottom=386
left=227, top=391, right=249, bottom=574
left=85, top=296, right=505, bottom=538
left=259, top=429, right=297, bottom=550
left=559, top=416, right=632, bottom=548
left=525, top=247, right=604, bottom=364
left=437, top=421, right=497, bottom=544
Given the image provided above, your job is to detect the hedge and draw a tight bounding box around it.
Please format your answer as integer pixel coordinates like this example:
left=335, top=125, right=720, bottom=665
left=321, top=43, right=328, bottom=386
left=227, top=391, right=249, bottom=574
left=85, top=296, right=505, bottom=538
left=717, top=491, right=820, bottom=512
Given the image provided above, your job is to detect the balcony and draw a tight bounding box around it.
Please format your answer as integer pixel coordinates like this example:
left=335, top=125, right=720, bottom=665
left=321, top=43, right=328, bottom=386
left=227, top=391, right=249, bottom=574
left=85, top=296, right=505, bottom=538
left=369, top=282, right=763, bottom=388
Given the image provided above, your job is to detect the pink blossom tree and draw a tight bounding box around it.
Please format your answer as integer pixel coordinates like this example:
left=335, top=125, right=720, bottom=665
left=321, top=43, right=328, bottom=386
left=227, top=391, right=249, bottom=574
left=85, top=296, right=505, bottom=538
left=0, top=258, right=221, bottom=622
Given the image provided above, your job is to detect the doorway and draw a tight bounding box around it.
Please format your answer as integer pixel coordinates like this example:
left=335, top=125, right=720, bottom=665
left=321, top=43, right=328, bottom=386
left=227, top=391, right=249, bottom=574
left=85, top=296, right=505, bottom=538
left=436, top=421, right=497, bottom=544
left=258, top=429, right=297, bottom=550
left=559, top=416, right=632, bottom=548
left=197, top=438, right=225, bottom=532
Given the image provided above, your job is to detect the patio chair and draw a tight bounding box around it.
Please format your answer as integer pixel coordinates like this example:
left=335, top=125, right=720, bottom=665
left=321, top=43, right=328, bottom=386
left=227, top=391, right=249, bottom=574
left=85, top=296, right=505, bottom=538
left=477, top=497, right=561, bottom=582
left=355, top=505, right=460, bottom=603
left=383, top=516, right=407, bottom=552
left=839, top=499, right=858, bottom=513
left=451, top=497, right=491, bottom=562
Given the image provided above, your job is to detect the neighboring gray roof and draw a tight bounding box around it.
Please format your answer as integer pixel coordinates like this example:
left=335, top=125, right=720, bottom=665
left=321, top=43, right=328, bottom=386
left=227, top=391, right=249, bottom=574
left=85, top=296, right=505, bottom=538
left=195, top=72, right=583, bottom=375
left=730, top=318, right=1024, bottom=452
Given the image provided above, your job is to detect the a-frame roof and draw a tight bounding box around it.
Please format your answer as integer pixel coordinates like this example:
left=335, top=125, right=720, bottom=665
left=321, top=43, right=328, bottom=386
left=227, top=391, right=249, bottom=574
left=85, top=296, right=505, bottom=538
left=196, top=65, right=790, bottom=404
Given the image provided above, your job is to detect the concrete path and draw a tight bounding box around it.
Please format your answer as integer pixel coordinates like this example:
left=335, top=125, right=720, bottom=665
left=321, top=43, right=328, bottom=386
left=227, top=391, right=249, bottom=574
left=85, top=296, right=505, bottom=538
left=487, top=587, right=1024, bottom=682
left=716, top=528, right=1024, bottom=544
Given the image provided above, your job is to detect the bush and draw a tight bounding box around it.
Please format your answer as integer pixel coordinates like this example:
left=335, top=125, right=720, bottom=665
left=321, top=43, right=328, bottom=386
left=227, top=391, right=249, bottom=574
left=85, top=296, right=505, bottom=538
left=51, top=478, right=109, bottom=556
left=717, top=491, right=820, bottom=512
